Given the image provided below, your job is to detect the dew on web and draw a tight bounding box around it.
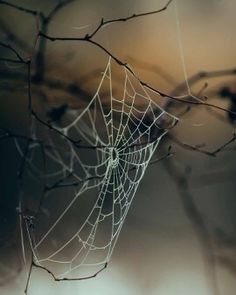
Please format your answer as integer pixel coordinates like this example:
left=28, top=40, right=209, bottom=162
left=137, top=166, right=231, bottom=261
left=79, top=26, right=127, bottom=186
left=16, top=57, right=178, bottom=279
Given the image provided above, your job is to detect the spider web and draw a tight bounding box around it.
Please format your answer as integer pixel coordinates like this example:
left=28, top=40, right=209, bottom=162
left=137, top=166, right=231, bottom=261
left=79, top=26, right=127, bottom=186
left=17, top=58, right=178, bottom=279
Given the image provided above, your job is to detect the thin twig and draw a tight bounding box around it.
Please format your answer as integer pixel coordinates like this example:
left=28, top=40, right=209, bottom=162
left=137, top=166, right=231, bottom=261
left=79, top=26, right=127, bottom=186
left=31, top=260, right=107, bottom=282
left=171, top=68, right=236, bottom=96
left=38, top=31, right=236, bottom=118
left=0, top=1, right=235, bottom=293
left=45, top=149, right=173, bottom=191
left=169, top=132, right=236, bottom=157
left=0, top=0, right=38, bottom=16
left=88, top=0, right=174, bottom=39
left=0, top=41, right=27, bottom=63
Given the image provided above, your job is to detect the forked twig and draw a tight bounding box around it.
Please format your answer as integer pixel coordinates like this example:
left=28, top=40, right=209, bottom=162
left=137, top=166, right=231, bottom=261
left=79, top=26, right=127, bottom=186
left=88, top=0, right=173, bottom=39
left=0, top=1, right=235, bottom=294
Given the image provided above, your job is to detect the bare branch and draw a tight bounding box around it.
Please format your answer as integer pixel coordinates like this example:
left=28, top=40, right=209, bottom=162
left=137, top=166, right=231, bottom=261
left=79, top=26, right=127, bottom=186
left=169, top=132, right=236, bottom=157
left=0, top=1, right=235, bottom=293
left=0, top=41, right=27, bottom=63
left=0, top=0, right=38, bottom=16
left=0, top=57, right=25, bottom=63
left=171, top=68, right=236, bottom=96
left=88, top=0, right=173, bottom=39
left=38, top=31, right=236, bottom=118
left=24, top=258, right=107, bottom=294
left=46, top=0, right=76, bottom=23
left=0, top=20, right=31, bottom=51
left=163, top=158, right=220, bottom=295
left=33, top=1, right=76, bottom=82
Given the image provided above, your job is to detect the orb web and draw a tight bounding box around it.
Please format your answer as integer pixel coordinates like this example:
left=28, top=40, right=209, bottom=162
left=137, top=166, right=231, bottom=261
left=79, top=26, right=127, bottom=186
left=16, top=58, right=178, bottom=279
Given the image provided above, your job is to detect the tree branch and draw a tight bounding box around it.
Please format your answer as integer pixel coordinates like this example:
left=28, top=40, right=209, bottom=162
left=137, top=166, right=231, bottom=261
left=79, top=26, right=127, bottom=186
left=169, top=132, right=236, bottom=157
left=88, top=0, right=173, bottom=39
left=0, top=0, right=38, bottom=16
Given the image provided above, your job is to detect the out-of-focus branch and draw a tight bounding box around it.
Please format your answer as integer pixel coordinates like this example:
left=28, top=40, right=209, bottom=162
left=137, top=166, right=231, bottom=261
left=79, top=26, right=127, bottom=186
left=33, top=0, right=75, bottom=82
left=38, top=31, right=236, bottom=118
left=127, top=56, right=177, bottom=86
left=0, top=1, right=235, bottom=293
left=171, top=68, right=236, bottom=96
left=0, top=41, right=27, bottom=63
left=0, top=20, right=30, bottom=51
left=0, top=68, right=91, bottom=102
left=1, top=0, right=235, bottom=118
left=163, top=158, right=220, bottom=295
left=0, top=1, right=38, bottom=16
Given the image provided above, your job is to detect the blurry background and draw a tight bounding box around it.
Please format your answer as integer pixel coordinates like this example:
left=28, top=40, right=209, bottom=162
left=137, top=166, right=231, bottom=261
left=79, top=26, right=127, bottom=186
left=0, top=0, right=236, bottom=294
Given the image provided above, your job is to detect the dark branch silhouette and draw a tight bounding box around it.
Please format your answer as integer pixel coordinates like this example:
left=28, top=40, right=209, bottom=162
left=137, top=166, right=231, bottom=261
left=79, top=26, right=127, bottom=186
left=163, top=157, right=220, bottom=295
left=0, top=1, right=235, bottom=295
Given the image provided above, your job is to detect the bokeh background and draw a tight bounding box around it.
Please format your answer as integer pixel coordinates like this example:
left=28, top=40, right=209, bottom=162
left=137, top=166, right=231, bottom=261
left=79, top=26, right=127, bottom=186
left=0, top=0, right=236, bottom=294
